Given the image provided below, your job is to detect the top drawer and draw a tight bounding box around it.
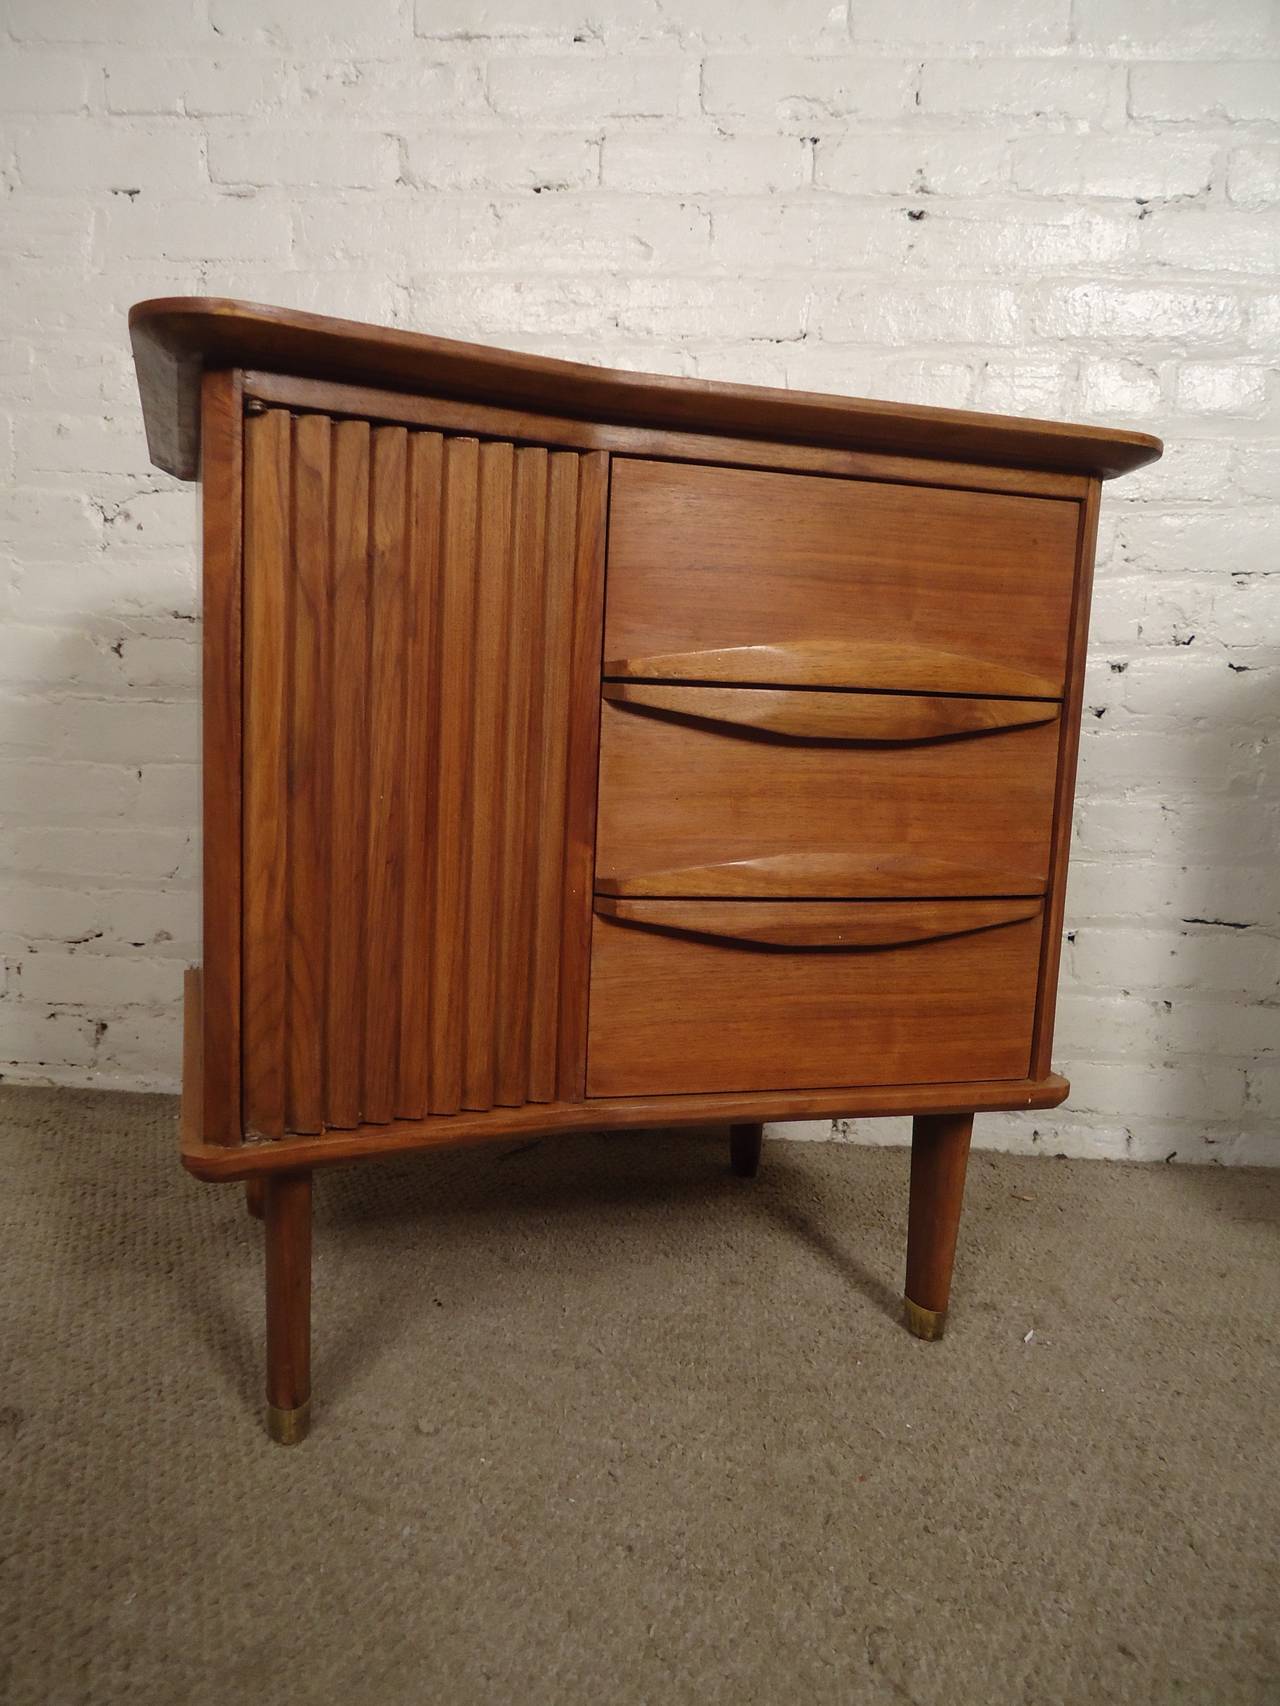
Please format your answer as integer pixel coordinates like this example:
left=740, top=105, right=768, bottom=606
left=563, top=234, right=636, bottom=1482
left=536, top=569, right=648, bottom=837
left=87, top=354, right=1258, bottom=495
left=605, top=460, right=1081, bottom=699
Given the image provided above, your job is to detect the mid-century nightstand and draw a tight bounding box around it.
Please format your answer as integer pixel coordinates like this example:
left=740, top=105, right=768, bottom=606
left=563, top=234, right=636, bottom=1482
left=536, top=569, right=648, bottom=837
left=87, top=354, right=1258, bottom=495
left=129, top=298, right=1161, bottom=1442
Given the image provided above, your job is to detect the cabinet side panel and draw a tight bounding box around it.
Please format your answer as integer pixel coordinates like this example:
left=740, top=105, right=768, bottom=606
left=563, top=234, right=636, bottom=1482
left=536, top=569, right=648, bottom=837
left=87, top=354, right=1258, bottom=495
left=199, top=369, right=244, bottom=1144
left=1031, top=478, right=1101, bottom=1078
left=242, top=408, right=291, bottom=1138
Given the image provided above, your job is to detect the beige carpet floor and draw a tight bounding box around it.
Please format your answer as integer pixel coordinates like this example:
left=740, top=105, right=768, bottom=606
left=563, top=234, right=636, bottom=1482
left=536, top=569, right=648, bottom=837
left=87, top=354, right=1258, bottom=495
left=1, top=1084, right=1277, bottom=1706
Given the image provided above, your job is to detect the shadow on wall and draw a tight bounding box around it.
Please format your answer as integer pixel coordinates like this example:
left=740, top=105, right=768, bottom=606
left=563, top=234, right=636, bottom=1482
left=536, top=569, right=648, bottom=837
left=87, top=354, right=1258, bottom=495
left=0, top=563, right=201, bottom=1092
left=1162, top=660, right=1280, bottom=1159
left=1030, top=644, right=1276, bottom=1165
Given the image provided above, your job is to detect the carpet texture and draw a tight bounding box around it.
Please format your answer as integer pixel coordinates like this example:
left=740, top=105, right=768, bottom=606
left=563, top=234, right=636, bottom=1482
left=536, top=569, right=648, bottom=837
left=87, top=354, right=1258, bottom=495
left=1, top=1084, right=1277, bottom=1706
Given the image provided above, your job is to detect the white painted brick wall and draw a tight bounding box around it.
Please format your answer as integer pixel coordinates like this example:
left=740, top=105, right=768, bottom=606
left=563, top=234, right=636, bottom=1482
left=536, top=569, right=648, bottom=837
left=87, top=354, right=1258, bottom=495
left=1, top=0, right=1276, bottom=1167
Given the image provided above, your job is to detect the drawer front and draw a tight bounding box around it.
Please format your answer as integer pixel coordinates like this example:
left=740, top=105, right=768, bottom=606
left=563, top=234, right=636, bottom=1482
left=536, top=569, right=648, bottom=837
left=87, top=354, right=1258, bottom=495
left=586, top=900, right=1043, bottom=1097
left=605, top=459, right=1080, bottom=697
left=595, top=689, right=1060, bottom=898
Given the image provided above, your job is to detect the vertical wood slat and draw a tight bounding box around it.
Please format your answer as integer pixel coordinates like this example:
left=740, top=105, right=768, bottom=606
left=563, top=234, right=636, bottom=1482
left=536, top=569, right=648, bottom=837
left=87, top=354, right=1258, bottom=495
left=325, top=420, right=371, bottom=1129
left=242, top=408, right=291, bottom=1138
left=557, top=451, right=610, bottom=1102
left=286, top=413, right=331, bottom=1134
left=526, top=453, right=580, bottom=1102
left=363, top=427, right=409, bottom=1124
left=242, top=415, right=602, bottom=1135
left=461, top=442, right=515, bottom=1110
left=494, top=447, right=549, bottom=1108
left=397, top=432, right=444, bottom=1120
left=428, top=437, right=480, bottom=1117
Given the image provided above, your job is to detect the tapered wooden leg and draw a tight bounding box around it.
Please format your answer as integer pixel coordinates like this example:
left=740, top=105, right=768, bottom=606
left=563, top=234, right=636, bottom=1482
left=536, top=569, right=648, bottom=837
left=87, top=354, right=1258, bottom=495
left=264, top=1170, right=312, bottom=1444
left=730, top=1121, right=763, bottom=1178
left=904, top=1112, right=974, bottom=1341
left=245, top=1177, right=266, bottom=1220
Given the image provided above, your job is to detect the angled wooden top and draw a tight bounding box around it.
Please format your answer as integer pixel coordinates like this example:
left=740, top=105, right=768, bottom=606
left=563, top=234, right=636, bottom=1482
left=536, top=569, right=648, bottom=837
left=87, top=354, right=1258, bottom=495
left=129, top=296, right=1162, bottom=483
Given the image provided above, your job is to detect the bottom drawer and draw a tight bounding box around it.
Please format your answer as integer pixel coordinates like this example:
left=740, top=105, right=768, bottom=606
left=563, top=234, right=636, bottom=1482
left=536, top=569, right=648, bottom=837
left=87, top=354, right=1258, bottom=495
left=586, top=898, right=1044, bottom=1098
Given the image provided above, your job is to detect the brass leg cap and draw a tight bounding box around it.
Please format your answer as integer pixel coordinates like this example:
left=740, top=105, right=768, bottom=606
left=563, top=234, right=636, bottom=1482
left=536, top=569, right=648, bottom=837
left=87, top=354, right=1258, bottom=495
left=266, top=1399, right=311, bottom=1445
left=904, top=1297, right=947, bottom=1341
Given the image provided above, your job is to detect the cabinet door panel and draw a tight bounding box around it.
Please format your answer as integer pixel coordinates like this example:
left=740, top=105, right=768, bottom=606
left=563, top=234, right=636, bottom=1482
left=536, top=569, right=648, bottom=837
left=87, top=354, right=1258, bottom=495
left=241, top=408, right=605, bottom=1134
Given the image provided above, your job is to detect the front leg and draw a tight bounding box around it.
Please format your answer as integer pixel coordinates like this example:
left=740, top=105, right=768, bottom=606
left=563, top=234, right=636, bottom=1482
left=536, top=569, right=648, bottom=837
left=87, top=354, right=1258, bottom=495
left=265, top=1170, right=312, bottom=1443
left=904, top=1112, right=974, bottom=1341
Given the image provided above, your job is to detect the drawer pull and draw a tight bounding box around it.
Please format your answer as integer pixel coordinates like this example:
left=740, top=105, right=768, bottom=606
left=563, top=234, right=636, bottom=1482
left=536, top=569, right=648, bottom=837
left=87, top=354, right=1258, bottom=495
left=596, top=852, right=1047, bottom=900
left=604, top=639, right=1060, bottom=700
left=603, top=682, right=1059, bottom=744
left=595, top=897, right=1043, bottom=950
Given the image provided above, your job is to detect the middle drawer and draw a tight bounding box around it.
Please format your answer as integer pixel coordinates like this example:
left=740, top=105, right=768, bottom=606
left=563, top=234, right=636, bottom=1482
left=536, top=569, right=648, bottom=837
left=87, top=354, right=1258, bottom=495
left=595, top=684, right=1061, bottom=899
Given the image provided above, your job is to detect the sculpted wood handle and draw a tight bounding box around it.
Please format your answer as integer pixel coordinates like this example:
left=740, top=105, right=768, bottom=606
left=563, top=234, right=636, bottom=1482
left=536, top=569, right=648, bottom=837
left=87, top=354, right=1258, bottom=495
left=604, top=638, right=1062, bottom=700
left=594, top=851, right=1050, bottom=900
left=594, top=897, right=1044, bottom=951
left=602, top=681, right=1060, bottom=744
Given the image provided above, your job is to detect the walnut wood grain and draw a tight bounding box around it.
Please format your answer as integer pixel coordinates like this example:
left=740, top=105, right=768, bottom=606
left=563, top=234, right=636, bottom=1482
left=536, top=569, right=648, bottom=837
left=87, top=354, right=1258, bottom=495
left=526, top=453, right=578, bottom=1103
left=129, top=297, right=1161, bottom=482
left=602, top=681, right=1060, bottom=742
left=594, top=854, right=1047, bottom=901
left=325, top=420, right=371, bottom=1129
left=595, top=697, right=1059, bottom=900
left=462, top=441, right=515, bottom=1112
left=493, top=448, right=548, bottom=1109
left=594, top=897, right=1042, bottom=950
left=285, top=412, right=331, bottom=1135
left=427, top=436, right=479, bottom=1117
left=605, top=461, right=1079, bottom=701
left=397, top=430, right=444, bottom=1120
left=585, top=906, right=1043, bottom=1098
left=363, top=427, right=409, bottom=1125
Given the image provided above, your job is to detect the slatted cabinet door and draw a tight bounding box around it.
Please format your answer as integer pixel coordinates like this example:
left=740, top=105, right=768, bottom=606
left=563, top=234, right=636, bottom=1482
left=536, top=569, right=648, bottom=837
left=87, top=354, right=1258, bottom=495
left=241, top=406, right=606, bottom=1138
